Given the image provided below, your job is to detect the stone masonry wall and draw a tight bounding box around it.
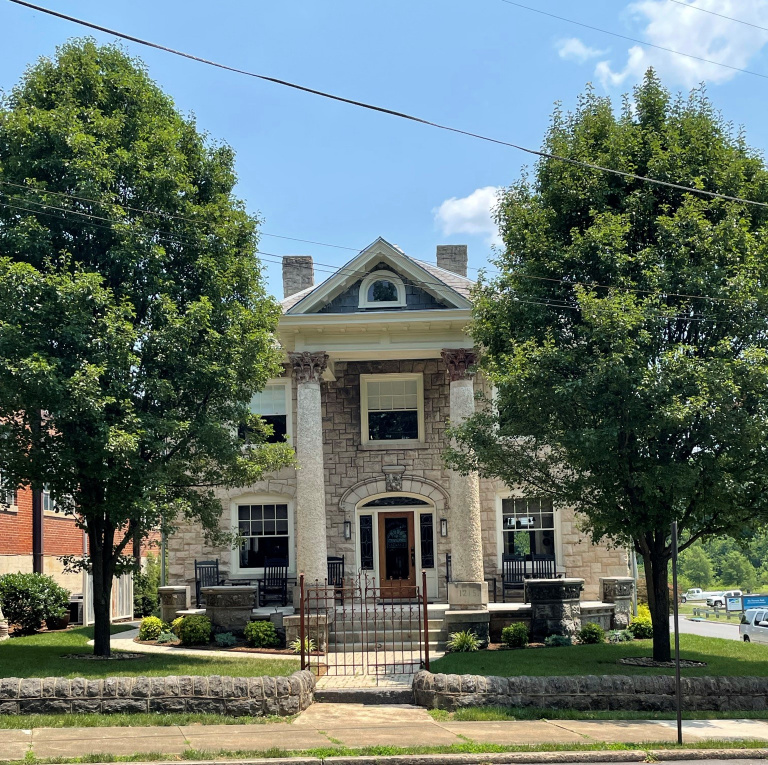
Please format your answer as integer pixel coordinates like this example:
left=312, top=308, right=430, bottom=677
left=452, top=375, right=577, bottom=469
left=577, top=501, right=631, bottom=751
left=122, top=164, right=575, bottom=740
left=413, top=671, right=768, bottom=712
left=0, top=672, right=314, bottom=716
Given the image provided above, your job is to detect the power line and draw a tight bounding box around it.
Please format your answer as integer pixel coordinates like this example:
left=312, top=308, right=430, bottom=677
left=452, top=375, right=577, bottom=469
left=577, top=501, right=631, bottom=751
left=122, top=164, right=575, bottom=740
left=498, top=0, right=768, bottom=81
left=9, top=0, right=768, bottom=211
left=666, top=0, right=768, bottom=34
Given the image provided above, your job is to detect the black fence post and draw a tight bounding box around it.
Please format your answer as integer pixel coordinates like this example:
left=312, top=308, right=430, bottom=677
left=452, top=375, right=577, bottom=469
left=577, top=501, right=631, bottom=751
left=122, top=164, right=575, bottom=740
left=299, top=573, right=306, bottom=671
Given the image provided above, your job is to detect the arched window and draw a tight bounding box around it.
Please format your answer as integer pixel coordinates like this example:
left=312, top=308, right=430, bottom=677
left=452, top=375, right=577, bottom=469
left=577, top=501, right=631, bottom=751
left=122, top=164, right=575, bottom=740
left=359, top=270, right=406, bottom=308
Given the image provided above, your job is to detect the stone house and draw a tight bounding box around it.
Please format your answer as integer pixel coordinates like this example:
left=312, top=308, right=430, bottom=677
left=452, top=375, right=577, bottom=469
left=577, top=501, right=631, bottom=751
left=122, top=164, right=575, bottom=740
left=167, top=238, right=629, bottom=607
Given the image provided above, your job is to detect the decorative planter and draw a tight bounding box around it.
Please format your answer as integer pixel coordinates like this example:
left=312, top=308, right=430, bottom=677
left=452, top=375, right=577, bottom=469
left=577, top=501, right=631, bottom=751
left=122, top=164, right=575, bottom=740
left=46, top=613, right=70, bottom=631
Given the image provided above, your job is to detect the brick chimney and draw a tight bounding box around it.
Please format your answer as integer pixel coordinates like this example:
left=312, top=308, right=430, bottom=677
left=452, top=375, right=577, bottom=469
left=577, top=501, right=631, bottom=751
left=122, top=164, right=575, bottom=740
left=436, top=245, right=468, bottom=277
left=282, top=256, right=314, bottom=298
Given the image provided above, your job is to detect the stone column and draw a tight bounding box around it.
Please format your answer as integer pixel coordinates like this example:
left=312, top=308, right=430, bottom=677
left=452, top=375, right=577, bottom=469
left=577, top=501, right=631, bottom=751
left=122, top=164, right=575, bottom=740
left=290, top=351, right=330, bottom=587
left=158, top=585, right=190, bottom=623
left=442, top=349, right=487, bottom=617
left=601, top=576, right=635, bottom=630
left=527, top=578, right=584, bottom=640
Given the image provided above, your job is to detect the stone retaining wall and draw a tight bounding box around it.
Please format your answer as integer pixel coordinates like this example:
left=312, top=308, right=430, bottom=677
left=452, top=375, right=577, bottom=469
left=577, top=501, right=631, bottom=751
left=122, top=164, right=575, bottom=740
left=0, top=671, right=314, bottom=716
left=412, top=671, right=768, bottom=712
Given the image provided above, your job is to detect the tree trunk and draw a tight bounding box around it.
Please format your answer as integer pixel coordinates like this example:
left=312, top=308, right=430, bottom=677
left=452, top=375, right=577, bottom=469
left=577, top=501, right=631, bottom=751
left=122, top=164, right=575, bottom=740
left=645, top=552, right=672, bottom=662
left=88, top=525, right=115, bottom=658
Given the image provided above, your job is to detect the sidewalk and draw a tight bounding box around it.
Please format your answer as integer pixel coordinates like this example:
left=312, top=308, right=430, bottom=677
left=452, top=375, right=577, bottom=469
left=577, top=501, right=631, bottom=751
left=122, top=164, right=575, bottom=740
left=4, top=704, right=768, bottom=761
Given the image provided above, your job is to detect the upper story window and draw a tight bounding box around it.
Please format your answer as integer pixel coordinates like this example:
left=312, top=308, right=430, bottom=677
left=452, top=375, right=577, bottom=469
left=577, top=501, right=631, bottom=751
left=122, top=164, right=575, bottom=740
left=360, top=374, right=424, bottom=444
left=42, top=484, right=56, bottom=513
left=359, top=270, right=406, bottom=309
left=241, top=381, right=291, bottom=444
left=0, top=472, right=17, bottom=508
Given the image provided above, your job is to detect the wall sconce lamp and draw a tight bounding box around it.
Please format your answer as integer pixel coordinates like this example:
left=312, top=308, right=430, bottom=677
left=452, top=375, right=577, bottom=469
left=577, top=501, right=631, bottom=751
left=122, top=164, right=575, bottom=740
left=440, top=518, right=448, bottom=537
left=343, top=520, right=352, bottom=540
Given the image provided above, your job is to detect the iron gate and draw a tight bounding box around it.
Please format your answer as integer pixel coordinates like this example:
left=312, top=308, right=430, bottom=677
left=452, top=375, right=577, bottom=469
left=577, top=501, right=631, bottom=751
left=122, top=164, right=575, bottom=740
left=299, top=571, right=430, bottom=680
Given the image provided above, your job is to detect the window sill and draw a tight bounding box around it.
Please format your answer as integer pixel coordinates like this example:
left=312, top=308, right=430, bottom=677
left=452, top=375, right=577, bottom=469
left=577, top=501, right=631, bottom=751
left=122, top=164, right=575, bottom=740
left=360, top=440, right=428, bottom=451
left=1, top=506, right=18, bottom=515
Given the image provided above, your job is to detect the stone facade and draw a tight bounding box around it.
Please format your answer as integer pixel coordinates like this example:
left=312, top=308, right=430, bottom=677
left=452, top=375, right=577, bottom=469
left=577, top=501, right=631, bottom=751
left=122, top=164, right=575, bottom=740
left=413, top=671, right=768, bottom=712
left=527, top=578, right=584, bottom=639
left=0, top=672, right=314, bottom=716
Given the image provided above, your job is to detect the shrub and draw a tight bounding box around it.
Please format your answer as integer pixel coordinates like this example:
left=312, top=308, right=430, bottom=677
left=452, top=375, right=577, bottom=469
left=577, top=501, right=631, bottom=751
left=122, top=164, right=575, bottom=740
left=544, top=634, right=572, bottom=647
left=578, top=623, right=605, bottom=644
left=608, top=629, right=633, bottom=643
left=637, top=603, right=651, bottom=620
left=628, top=616, right=654, bottom=639
left=0, top=572, right=70, bottom=634
left=133, top=552, right=164, bottom=617
left=446, top=629, right=481, bottom=653
left=138, top=616, right=164, bottom=641
left=156, top=631, right=177, bottom=644
left=501, top=623, right=529, bottom=648
left=289, top=636, right=316, bottom=654
left=244, top=619, right=279, bottom=648
left=214, top=631, right=237, bottom=647
left=170, top=616, right=184, bottom=636
left=177, top=614, right=213, bottom=646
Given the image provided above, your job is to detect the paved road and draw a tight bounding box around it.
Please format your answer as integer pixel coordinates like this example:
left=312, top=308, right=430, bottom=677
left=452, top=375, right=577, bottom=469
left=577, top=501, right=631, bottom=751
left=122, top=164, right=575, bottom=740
left=670, top=614, right=741, bottom=640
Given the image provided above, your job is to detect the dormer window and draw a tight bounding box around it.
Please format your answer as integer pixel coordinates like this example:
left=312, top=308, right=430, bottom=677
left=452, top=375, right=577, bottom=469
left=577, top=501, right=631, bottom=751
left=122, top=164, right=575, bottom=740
left=359, top=270, right=406, bottom=308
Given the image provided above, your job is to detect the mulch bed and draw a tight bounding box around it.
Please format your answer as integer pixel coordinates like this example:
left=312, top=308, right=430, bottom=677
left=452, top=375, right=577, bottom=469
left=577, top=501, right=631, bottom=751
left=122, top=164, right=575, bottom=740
left=486, top=642, right=547, bottom=650
left=134, top=637, right=323, bottom=656
left=619, top=656, right=707, bottom=668
left=62, top=652, right=145, bottom=660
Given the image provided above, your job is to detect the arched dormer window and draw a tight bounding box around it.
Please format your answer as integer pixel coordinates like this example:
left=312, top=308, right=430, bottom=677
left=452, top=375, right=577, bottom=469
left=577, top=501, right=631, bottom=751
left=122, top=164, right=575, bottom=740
left=358, top=270, right=406, bottom=309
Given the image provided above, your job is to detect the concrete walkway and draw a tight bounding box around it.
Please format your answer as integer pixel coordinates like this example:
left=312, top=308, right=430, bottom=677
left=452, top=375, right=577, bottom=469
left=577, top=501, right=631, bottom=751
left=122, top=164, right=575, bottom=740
left=4, top=704, right=768, bottom=760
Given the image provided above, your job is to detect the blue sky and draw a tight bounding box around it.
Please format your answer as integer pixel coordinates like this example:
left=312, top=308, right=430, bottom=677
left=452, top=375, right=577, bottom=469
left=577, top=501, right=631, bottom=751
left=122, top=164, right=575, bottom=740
left=2, top=0, right=768, bottom=296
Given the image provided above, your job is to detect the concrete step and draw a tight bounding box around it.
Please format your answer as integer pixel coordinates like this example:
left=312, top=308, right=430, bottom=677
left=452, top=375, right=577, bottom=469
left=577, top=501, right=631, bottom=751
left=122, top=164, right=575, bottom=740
left=314, top=687, right=413, bottom=704
left=329, top=628, right=447, bottom=641
left=332, top=619, right=445, bottom=631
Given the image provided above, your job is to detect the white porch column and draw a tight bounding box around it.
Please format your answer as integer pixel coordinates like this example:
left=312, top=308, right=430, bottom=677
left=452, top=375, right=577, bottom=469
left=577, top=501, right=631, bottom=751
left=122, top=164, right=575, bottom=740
left=289, top=351, right=329, bottom=586
left=442, top=349, right=487, bottom=611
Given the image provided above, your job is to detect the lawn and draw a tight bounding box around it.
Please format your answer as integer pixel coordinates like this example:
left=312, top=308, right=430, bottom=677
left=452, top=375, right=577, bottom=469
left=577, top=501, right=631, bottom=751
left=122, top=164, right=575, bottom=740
left=431, top=634, right=768, bottom=677
left=0, top=625, right=299, bottom=679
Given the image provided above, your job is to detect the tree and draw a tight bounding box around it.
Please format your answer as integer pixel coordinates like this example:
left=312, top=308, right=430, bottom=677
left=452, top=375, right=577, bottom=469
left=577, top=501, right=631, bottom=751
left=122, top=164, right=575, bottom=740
left=719, top=550, right=757, bottom=591
left=678, top=544, right=713, bottom=589
left=0, top=41, right=293, bottom=655
left=446, top=72, right=768, bottom=661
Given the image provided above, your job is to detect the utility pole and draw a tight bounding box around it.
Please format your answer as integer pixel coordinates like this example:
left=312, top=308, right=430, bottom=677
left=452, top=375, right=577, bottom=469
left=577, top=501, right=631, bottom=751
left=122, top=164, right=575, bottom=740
left=31, top=410, right=43, bottom=575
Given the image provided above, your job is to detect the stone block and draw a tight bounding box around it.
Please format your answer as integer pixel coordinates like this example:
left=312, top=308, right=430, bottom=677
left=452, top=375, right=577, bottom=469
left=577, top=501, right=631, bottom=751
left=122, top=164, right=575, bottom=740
left=102, top=698, right=148, bottom=714
left=19, top=678, right=41, bottom=698
left=0, top=702, right=19, bottom=714
left=0, top=679, right=18, bottom=700
left=20, top=699, right=70, bottom=714
left=53, top=678, right=70, bottom=698
left=178, top=676, right=193, bottom=696
left=149, top=697, right=186, bottom=714
left=70, top=678, right=86, bottom=698
left=225, top=699, right=252, bottom=717
left=131, top=676, right=151, bottom=697
left=86, top=679, right=103, bottom=698
left=72, top=698, right=103, bottom=714
left=186, top=697, right=225, bottom=713
left=41, top=678, right=56, bottom=698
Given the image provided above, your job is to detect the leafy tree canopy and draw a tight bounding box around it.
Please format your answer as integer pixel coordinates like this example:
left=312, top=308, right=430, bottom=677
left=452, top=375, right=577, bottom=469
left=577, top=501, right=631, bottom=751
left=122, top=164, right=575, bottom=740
left=0, top=40, right=292, bottom=654
left=446, top=71, right=768, bottom=660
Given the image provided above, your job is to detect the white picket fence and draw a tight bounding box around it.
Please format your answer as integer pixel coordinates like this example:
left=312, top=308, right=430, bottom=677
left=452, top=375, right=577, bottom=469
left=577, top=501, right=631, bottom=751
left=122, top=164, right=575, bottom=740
left=83, top=571, right=133, bottom=626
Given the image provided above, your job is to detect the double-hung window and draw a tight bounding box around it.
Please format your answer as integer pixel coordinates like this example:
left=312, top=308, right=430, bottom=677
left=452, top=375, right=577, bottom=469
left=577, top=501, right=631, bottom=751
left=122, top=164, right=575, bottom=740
left=500, top=497, right=556, bottom=560
left=237, top=502, right=290, bottom=569
left=242, top=382, right=290, bottom=444
left=361, top=374, right=424, bottom=444
left=0, top=472, right=16, bottom=508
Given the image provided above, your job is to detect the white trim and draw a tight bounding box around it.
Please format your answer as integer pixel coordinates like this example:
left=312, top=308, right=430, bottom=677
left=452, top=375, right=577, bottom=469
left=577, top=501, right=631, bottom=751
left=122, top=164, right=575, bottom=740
left=360, top=373, right=424, bottom=445
left=249, top=378, right=293, bottom=444
left=230, top=493, right=296, bottom=577
left=358, top=270, right=406, bottom=308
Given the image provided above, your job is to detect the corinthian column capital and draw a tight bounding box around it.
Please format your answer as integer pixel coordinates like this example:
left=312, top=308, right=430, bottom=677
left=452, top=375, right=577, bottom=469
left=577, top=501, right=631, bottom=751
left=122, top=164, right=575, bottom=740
left=441, top=348, right=477, bottom=382
left=289, top=351, right=329, bottom=384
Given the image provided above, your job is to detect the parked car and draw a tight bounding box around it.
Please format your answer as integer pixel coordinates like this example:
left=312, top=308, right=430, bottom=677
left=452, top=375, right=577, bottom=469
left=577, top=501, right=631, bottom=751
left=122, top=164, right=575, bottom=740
left=740, top=609, right=768, bottom=643
left=681, top=588, right=703, bottom=603
left=707, top=589, right=742, bottom=608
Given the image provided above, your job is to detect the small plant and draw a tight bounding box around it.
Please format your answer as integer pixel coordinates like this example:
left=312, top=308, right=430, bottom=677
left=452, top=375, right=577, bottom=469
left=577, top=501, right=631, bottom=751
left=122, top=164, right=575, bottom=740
left=177, top=614, right=213, bottom=646
left=446, top=629, right=481, bottom=653
left=138, top=615, right=164, bottom=641
left=0, top=572, right=70, bottom=634
left=608, top=629, right=633, bottom=643
left=578, top=622, right=605, bottom=644
left=544, top=634, right=572, bottom=647
left=243, top=619, right=279, bottom=648
left=637, top=603, right=651, bottom=620
left=214, top=631, right=237, bottom=647
left=170, top=616, right=184, bottom=636
left=500, top=622, right=529, bottom=649
left=628, top=616, right=653, bottom=639
left=289, top=636, right=317, bottom=654
left=156, top=630, right=177, bottom=644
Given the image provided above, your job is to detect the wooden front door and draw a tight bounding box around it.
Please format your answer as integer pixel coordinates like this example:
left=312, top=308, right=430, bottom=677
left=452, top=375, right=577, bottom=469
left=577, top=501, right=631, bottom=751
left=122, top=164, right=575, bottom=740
left=378, top=511, right=416, bottom=596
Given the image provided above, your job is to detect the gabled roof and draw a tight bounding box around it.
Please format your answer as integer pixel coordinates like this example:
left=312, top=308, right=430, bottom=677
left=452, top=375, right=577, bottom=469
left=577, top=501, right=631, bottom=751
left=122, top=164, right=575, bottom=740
left=281, top=237, right=473, bottom=314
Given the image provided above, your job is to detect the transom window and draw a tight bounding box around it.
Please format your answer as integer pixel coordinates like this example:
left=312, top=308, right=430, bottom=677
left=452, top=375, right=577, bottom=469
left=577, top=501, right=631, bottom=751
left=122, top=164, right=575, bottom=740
left=241, top=382, right=290, bottom=444
left=237, top=503, right=290, bottom=569
left=500, top=497, right=556, bottom=560
left=359, top=270, right=406, bottom=308
left=361, top=374, right=424, bottom=443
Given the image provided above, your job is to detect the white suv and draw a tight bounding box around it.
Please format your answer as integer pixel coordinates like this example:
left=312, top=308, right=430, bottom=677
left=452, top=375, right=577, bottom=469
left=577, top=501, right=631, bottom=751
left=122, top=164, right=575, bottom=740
left=740, top=609, right=768, bottom=643
left=706, top=589, right=742, bottom=608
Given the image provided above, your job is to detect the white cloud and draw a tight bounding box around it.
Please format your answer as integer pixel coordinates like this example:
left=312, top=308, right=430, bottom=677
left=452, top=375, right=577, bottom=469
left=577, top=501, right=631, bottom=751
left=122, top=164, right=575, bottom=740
left=433, top=186, right=502, bottom=246
left=557, top=37, right=608, bottom=63
left=596, top=0, right=768, bottom=88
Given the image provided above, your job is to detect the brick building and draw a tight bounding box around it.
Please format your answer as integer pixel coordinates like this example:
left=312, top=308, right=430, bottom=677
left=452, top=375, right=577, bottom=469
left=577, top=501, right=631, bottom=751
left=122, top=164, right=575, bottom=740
left=167, top=238, right=629, bottom=603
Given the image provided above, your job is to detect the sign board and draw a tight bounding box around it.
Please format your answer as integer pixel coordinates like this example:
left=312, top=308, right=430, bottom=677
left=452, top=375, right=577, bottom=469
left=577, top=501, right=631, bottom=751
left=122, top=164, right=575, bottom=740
left=743, top=594, right=768, bottom=610
left=726, top=597, right=742, bottom=612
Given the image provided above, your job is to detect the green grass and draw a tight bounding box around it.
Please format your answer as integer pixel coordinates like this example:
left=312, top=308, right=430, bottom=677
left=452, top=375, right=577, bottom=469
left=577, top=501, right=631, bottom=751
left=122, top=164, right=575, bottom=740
left=0, top=712, right=291, bottom=729
left=0, top=625, right=299, bottom=679
left=431, top=634, right=768, bottom=677
left=428, top=706, right=768, bottom=722
left=2, top=740, right=768, bottom=765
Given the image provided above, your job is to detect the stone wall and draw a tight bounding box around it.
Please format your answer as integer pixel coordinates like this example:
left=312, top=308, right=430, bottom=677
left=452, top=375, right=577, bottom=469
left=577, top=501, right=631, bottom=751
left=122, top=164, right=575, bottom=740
left=413, top=671, right=768, bottom=712
left=0, top=672, right=314, bottom=716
